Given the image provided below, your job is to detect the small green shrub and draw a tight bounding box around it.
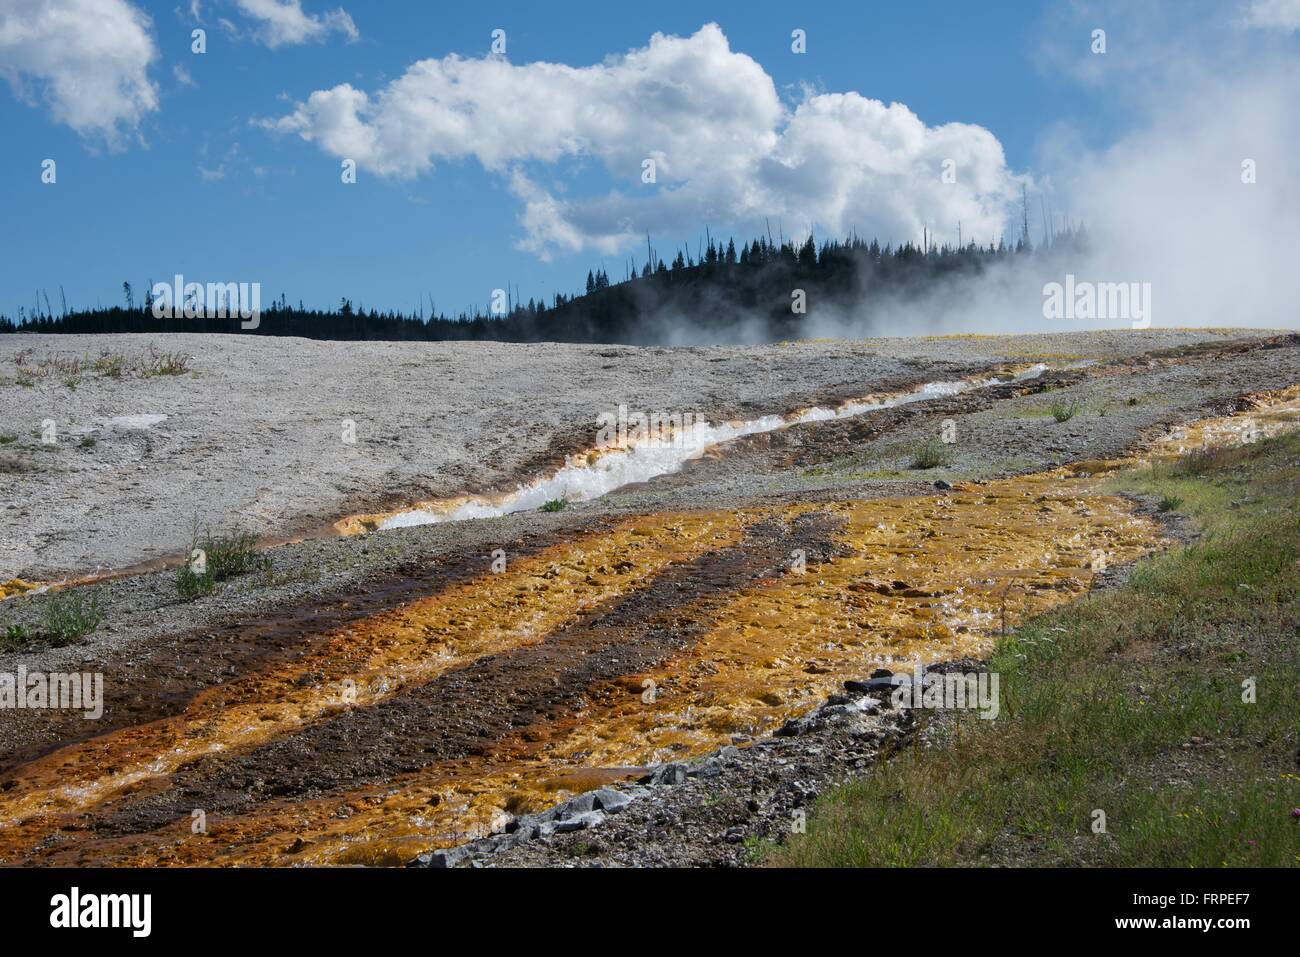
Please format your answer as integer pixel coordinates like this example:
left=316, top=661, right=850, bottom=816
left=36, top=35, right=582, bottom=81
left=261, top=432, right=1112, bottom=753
left=92, top=351, right=125, bottom=378
left=136, top=348, right=192, bottom=377
left=908, top=439, right=952, bottom=470
left=2, top=624, right=31, bottom=650
left=541, top=498, right=568, bottom=512
left=203, top=529, right=267, bottom=580
left=175, top=563, right=214, bottom=600
left=1049, top=397, right=1081, bottom=422
left=1157, top=493, right=1184, bottom=513
left=176, top=524, right=269, bottom=600
left=41, top=589, right=103, bottom=645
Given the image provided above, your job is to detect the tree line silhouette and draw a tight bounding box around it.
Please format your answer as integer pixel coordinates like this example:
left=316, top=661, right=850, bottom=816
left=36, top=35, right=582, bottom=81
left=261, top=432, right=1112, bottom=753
left=1, top=226, right=1085, bottom=345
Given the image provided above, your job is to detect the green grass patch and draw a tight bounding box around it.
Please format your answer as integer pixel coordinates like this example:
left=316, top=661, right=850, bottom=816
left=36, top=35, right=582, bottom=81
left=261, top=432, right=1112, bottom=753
left=1157, top=493, right=1184, bottom=513
left=1, top=623, right=33, bottom=651
left=908, top=439, right=953, bottom=470
left=1048, top=396, right=1081, bottom=422
left=541, top=498, right=568, bottom=513
left=175, top=524, right=271, bottom=600
left=773, top=431, right=1300, bottom=868
left=40, top=588, right=104, bottom=646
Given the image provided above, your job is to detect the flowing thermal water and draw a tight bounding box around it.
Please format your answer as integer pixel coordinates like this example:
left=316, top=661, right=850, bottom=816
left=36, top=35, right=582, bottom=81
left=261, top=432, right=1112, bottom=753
left=338, top=365, right=1050, bottom=533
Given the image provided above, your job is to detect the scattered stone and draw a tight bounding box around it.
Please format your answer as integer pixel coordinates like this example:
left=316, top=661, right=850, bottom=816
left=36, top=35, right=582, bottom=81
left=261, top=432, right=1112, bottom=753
left=555, top=810, right=605, bottom=833
left=592, top=789, right=632, bottom=814
left=410, top=846, right=470, bottom=869
left=645, top=763, right=689, bottom=786
left=562, top=792, right=598, bottom=815
left=816, top=704, right=858, bottom=720
left=846, top=674, right=904, bottom=693
left=774, top=716, right=808, bottom=736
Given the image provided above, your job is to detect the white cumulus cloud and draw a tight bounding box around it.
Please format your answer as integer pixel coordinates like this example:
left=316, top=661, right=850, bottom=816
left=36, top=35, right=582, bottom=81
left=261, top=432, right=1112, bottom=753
left=235, top=0, right=357, bottom=48
left=263, top=23, right=1020, bottom=257
left=0, top=0, right=158, bottom=142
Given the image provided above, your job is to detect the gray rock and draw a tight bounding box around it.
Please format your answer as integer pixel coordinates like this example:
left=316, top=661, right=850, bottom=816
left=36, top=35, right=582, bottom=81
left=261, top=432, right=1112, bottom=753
left=561, top=792, right=598, bottom=816
left=482, top=833, right=516, bottom=854
left=646, top=763, right=688, bottom=785
left=592, top=788, right=632, bottom=814
left=410, top=845, right=471, bottom=869
left=774, top=716, right=808, bottom=737
left=845, top=674, right=910, bottom=693
left=554, top=810, right=606, bottom=833
left=816, top=704, right=857, bottom=720
left=507, top=820, right=539, bottom=844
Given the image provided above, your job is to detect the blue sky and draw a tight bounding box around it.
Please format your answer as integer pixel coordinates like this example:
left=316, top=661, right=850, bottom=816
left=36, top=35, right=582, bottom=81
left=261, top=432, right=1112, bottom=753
left=0, top=0, right=1295, bottom=321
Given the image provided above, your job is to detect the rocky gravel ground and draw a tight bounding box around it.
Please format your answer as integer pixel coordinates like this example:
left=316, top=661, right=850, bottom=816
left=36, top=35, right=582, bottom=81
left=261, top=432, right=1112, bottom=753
left=426, top=680, right=921, bottom=868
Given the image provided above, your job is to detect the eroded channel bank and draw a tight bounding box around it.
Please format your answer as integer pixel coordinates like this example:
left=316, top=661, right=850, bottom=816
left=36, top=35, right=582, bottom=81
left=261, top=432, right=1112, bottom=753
left=335, top=364, right=1050, bottom=533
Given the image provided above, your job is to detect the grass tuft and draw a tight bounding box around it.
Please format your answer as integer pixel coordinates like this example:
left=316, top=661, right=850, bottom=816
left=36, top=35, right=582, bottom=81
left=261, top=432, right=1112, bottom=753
left=1048, top=397, right=1081, bottom=422
left=41, top=589, right=104, bottom=646
left=175, top=524, right=270, bottom=600
left=908, top=439, right=952, bottom=470
left=2, top=623, right=32, bottom=651
left=136, top=347, right=192, bottom=377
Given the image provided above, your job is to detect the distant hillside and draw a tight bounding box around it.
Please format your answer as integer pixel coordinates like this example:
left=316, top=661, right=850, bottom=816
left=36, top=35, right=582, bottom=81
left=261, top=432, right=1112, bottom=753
left=1, top=229, right=1085, bottom=345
